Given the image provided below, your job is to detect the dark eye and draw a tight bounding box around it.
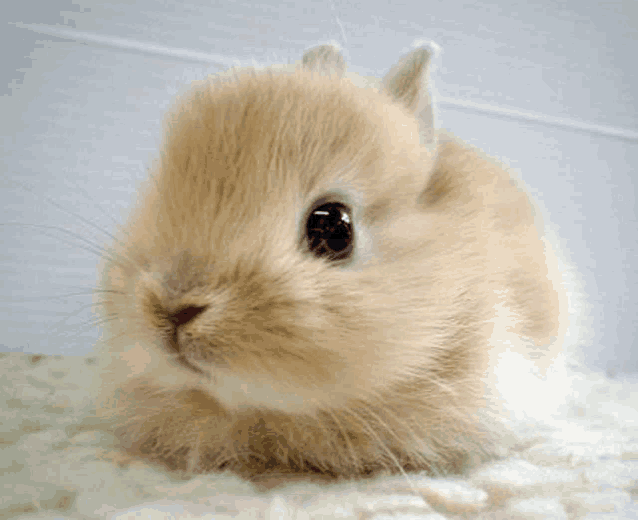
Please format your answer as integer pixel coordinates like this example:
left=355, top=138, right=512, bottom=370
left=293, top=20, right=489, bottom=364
left=306, top=202, right=354, bottom=261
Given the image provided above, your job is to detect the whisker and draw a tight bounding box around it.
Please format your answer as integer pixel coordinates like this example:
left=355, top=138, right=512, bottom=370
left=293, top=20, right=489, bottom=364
left=92, top=289, right=127, bottom=297
left=367, top=389, right=427, bottom=450
left=9, top=291, right=94, bottom=303
left=12, top=178, right=124, bottom=247
left=1, top=222, right=127, bottom=267
left=53, top=310, right=116, bottom=333
left=342, top=405, right=416, bottom=492
left=3, top=222, right=141, bottom=278
left=2, top=222, right=106, bottom=259
left=324, top=408, right=360, bottom=473
left=49, top=316, right=112, bottom=339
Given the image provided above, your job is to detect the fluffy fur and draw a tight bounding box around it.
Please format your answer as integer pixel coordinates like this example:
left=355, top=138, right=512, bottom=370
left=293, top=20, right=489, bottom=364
left=86, top=42, right=569, bottom=481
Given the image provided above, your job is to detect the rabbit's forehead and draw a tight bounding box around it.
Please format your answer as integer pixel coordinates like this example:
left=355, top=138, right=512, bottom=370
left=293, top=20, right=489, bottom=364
left=175, top=70, right=419, bottom=202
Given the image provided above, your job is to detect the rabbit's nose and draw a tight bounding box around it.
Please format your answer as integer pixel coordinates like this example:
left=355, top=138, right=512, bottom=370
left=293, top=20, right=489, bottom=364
left=165, top=305, right=208, bottom=355
left=168, top=305, right=208, bottom=329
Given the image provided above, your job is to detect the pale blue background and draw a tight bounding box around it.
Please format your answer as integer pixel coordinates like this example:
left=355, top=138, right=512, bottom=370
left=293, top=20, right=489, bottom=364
left=1, top=1, right=636, bottom=376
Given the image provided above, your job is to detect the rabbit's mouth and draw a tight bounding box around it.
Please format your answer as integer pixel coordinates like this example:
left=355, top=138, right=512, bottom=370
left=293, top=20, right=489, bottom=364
left=172, top=353, right=206, bottom=375
left=163, top=323, right=216, bottom=377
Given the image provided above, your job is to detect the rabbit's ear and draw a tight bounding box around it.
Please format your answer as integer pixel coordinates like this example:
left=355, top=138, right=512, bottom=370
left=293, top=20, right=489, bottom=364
left=383, top=40, right=441, bottom=149
left=302, top=42, right=347, bottom=78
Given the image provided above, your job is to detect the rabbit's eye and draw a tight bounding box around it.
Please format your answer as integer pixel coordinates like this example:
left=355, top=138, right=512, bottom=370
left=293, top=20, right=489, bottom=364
left=306, top=202, right=354, bottom=261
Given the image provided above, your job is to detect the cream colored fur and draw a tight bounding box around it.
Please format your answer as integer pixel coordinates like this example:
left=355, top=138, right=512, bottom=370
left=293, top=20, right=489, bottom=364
left=85, top=42, right=569, bottom=482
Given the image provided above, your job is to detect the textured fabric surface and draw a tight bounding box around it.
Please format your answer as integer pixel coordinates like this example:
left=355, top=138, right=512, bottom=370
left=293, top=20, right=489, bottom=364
left=1, top=352, right=637, bottom=519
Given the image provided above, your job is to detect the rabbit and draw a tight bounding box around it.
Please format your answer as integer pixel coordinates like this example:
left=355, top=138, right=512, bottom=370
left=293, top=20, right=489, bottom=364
left=86, top=40, right=569, bottom=481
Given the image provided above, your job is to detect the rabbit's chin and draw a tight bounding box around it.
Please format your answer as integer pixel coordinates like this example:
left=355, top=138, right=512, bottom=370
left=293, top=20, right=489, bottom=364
left=211, top=372, right=327, bottom=414
left=103, top=340, right=344, bottom=416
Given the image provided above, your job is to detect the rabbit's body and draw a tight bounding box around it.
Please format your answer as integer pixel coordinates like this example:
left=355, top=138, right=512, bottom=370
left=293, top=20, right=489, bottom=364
left=90, top=43, right=568, bottom=479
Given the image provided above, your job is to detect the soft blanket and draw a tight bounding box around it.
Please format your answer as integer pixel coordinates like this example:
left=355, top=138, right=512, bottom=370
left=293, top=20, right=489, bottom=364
left=1, top=351, right=636, bottom=519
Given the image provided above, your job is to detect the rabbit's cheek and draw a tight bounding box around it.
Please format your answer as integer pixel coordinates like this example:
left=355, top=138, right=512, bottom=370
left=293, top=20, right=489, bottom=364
left=118, top=341, right=155, bottom=377
left=112, top=338, right=203, bottom=390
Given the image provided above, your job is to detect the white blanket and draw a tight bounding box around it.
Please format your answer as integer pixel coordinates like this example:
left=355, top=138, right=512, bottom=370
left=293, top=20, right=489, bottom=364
left=1, top=352, right=636, bottom=519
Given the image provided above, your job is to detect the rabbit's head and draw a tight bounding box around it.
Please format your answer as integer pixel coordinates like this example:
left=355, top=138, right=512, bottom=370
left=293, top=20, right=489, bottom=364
left=91, top=41, right=567, bottom=478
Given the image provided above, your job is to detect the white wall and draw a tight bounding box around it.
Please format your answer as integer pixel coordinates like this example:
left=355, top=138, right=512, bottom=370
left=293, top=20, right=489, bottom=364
left=1, top=0, right=636, bottom=375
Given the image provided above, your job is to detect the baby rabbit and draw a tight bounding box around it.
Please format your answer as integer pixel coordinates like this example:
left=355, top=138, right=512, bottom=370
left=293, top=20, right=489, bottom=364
left=88, top=41, right=568, bottom=480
